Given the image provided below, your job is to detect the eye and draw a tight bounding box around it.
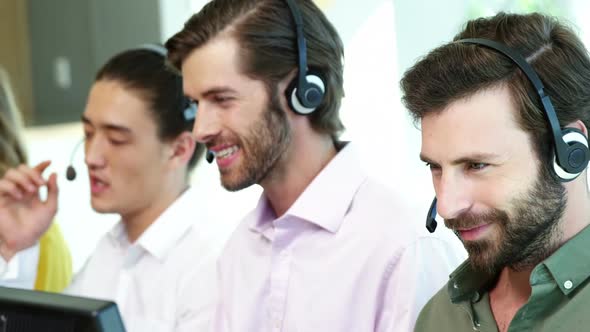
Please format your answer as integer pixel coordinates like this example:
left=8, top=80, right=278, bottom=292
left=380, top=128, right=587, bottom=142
left=213, top=95, right=233, bottom=104
left=468, top=162, right=488, bottom=170
left=425, top=162, right=441, bottom=171
left=108, top=137, right=128, bottom=146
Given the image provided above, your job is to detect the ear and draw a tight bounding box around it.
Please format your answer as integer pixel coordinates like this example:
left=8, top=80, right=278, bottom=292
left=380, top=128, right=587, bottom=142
left=565, top=120, right=588, bottom=138
left=167, top=131, right=196, bottom=169
left=279, top=69, right=298, bottom=116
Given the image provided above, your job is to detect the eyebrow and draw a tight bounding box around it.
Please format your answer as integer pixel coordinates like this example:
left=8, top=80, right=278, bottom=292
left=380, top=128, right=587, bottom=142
left=420, top=152, right=501, bottom=165
left=200, top=87, right=238, bottom=99
left=81, top=115, right=132, bottom=134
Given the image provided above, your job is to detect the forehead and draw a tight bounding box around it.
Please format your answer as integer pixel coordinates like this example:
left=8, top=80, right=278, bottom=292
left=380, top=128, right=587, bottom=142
left=420, top=85, right=531, bottom=161
left=181, top=35, right=265, bottom=99
left=83, top=80, right=157, bottom=132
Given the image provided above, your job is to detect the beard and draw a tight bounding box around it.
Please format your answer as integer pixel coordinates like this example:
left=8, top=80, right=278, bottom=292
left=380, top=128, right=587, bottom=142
left=444, top=164, right=566, bottom=275
left=219, top=87, right=291, bottom=191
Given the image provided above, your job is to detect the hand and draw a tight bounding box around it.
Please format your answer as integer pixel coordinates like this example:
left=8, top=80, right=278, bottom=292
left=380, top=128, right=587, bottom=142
left=0, top=161, right=59, bottom=260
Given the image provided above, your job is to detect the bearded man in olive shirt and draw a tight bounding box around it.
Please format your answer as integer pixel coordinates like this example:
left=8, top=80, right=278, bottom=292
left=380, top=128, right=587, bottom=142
left=400, top=12, right=590, bottom=332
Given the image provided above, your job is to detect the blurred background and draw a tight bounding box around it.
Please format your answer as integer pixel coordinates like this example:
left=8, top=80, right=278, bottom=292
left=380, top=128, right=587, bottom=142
left=1, top=0, right=589, bottom=273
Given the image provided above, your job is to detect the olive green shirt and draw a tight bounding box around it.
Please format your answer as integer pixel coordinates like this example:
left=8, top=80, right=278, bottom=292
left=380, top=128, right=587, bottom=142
left=415, top=225, right=590, bottom=332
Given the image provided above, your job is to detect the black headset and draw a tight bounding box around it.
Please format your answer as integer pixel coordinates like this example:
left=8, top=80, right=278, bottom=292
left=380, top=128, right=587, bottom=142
left=66, top=44, right=198, bottom=180
left=284, top=0, right=326, bottom=115
left=425, top=38, right=590, bottom=233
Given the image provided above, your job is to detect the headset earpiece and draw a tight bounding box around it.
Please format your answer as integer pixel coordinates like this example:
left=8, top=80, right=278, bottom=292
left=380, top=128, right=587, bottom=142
left=183, top=99, right=197, bottom=121
left=286, top=73, right=325, bottom=115
left=553, top=128, right=590, bottom=181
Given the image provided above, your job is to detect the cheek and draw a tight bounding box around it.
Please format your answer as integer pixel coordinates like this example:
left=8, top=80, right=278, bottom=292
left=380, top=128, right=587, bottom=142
left=109, top=146, right=165, bottom=179
left=231, top=97, right=269, bottom=129
left=470, top=178, right=515, bottom=214
left=223, top=118, right=262, bottom=150
left=473, top=182, right=533, bottom=222
left=229, top=116, right=256, bottom=138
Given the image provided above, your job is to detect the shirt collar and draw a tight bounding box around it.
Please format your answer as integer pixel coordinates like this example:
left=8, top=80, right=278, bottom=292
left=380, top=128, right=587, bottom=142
left=448, top=224, right=590, bottom=302
left=542, top=224, right=590, bottom=295
left=249, top=142, right=367, bottom=234
left=447, top=260, right=495, bottom=304
left=108, top=222, right=129, bottom=247
left=107, top=187, right=201, bottom=261
left=247, top=195, right=276, bottom=235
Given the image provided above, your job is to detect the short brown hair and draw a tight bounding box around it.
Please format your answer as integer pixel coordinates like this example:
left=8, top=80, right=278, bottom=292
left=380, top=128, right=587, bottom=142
left=166, top=0, right=345, bottom=141
left=401, top=12, right=590, bottom=167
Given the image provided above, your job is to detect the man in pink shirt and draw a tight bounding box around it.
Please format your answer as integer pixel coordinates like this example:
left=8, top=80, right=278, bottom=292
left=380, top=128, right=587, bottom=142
left=166, top=0, right=465, bottom=331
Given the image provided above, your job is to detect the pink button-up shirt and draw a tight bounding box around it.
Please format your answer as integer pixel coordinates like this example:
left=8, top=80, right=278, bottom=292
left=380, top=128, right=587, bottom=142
left=213, top=143, right=465, bottom=332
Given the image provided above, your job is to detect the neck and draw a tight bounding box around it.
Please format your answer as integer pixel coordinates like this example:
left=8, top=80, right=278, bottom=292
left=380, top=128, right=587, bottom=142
left=489, top=265, right=533, bottom=331
left=261, top=132, right=337, bottom=217
left=121, top=179, right=188, bottom=243
left=560, top=172, right=590, bottom=244
left=491, top=266, right=534, bottom=303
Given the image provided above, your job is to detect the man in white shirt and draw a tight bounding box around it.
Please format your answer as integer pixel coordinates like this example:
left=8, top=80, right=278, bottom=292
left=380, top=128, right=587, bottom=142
left=0, top=45, right=227, bottom=331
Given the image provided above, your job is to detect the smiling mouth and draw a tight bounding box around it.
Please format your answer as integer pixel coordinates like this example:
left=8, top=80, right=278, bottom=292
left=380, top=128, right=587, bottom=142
left=456, top=223, right=491, bottom=241
left=210, top=144, right=241, bottom=169
left=215, top=145, right=239, bottom=159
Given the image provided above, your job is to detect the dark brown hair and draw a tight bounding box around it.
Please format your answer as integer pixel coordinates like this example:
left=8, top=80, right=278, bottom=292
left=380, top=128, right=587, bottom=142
left=166, top=0, right=345, bottom=141
left=96, top=48, right=205, bottom=170
left=401, top=12, right=590, bottom=166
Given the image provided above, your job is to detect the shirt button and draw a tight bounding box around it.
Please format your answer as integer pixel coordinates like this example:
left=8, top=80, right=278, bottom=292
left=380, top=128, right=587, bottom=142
left=564, top=280, right=573, bottom=289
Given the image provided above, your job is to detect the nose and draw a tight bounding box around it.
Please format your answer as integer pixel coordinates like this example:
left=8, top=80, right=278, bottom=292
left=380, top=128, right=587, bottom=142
left=84, top=136, right=106, bottom=170
left=434, top=171, right=472, bottom=220
left=192, top=103, right=221, bottom=144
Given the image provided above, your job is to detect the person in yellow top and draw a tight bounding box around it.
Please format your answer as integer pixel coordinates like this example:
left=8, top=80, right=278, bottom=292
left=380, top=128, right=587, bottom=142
left=0, top=66, right=72, bottom=292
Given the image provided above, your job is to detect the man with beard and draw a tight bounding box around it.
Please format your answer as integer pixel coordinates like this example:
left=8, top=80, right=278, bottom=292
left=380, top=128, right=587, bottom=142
left=401, top=12, right=590, bottom=332
left=166, top=0, right=465, bottom=331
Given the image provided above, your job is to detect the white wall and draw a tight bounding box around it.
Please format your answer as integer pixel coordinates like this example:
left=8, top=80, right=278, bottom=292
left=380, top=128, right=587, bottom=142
left=159, top=0, right=210, bottom=42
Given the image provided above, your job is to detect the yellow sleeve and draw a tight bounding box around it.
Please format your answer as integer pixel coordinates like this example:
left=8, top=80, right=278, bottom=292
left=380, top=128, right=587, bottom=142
left=34, top=222, right=73, bottom=292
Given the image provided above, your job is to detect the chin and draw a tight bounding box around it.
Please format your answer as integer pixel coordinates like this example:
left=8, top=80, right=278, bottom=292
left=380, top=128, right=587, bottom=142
left=221, top=179, right=252, bottom=192
left=466, top=239, right=504, bottom=273
left=90, top=199, right=116, bottom=214
left=220, top=173, right=256, bottom=192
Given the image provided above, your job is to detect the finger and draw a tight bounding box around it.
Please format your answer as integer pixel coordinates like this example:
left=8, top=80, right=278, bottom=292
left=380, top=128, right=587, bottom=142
left=4, top=167, right=39, bottom=194
left=19, top=164, right=46, bottom=187
left=33, top=160, right=52, bottom=173
left=32, top=161, right=52, bottom=185
left=0, top=179, right=24, bottom=200
left=45, top=173, right=59, bottom=215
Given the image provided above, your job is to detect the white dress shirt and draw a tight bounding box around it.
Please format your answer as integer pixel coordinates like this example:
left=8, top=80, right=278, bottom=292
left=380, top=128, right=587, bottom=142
left=0, top=243, right=39, bottom=289
left=67, top=187, right=228, bottom=332
left=213, top=143, right=467, bottom=332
